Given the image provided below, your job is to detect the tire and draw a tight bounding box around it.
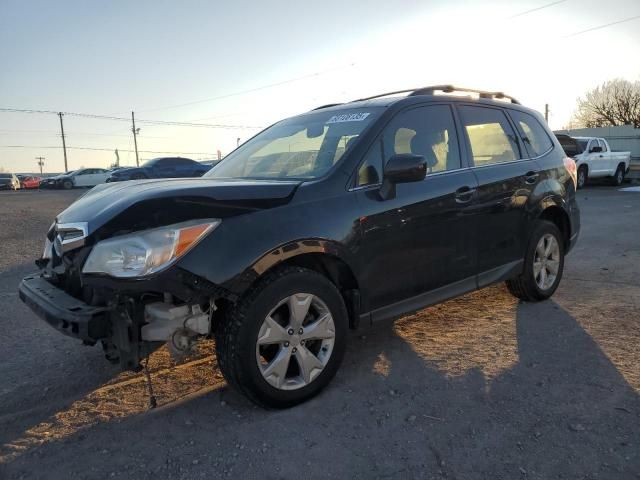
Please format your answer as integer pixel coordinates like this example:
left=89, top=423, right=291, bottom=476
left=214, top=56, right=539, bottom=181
left=215, top=266, right=348, bottom=408
left=506, top=220, right=565, bottom=302
left=612, top=164, right=625, bottom=186
left=577, top=165, right=588, bottom=189
left=63, top=180, right=73, bottom=189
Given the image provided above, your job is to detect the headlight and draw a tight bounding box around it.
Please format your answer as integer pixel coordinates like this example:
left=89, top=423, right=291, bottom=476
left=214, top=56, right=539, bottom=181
left=82, top=219, right=220, bottom=278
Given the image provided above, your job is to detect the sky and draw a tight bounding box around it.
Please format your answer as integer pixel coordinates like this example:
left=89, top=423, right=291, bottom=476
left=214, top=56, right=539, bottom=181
left=1, top=0, right=639, bottom=173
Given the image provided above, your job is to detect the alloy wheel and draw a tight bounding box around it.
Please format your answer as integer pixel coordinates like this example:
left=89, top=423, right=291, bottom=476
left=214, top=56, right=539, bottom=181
left=256, top=293, right=335, bottom=390
left=533, top=233, right=560, bottom=290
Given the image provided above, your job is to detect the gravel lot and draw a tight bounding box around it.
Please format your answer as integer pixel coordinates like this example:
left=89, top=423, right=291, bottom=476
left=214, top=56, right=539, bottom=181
left=0, top=187, right=638, bottom=480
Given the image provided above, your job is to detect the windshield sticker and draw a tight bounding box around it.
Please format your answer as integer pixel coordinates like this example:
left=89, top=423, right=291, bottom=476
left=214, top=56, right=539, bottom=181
left=326, top=112, right=370, bottom=124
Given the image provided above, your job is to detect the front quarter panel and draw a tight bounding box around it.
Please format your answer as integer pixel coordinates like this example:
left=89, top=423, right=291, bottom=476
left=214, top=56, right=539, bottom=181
left=176, top=188, right=362, bottom=296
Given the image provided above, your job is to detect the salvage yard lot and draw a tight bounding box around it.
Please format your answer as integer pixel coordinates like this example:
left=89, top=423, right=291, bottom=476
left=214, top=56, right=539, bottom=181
left=0, top=187, right=638, bottom=479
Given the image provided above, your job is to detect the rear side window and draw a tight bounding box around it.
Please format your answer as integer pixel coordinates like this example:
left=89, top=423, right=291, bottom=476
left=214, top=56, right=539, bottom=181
left=509, top=110, right=553, bottom=157
left=457, top=106, right=521, bottom=166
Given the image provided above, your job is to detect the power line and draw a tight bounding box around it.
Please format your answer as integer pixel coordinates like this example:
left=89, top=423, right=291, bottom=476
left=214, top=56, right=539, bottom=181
left=508, top=0, right=568, bottom=19
left=0, top=107, right=262, bottom=129
left=563, top=14, right=640, bottom=38
left=136, top=63, right=356, bottom=113
left=0, top=145, right=216, bottom=156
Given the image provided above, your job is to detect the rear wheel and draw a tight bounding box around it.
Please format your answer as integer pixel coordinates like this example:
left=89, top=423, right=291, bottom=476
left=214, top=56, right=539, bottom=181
left=506, top=221, right=564, bottom=302
left=215, top=266, right=348, bottom=408
left=577, top=165, right=588, bottom=189
left=612, top=164, right=625, bottom=186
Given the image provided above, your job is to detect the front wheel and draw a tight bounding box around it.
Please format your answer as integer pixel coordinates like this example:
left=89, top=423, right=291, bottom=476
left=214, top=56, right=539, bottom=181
left=215, top=266, right=348, bottom=408
left=62, top=180, right=73, bottom=189
left=506, top=220, right=565, bottom=302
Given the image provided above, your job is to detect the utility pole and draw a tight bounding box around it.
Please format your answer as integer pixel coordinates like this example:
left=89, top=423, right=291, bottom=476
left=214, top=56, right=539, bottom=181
left=58, top=112, right=68, bottom=172
left=131, top=111, right=140, bottom=167
left=36, top=156, right=45, bottom=175
left=544, top=104, right=549, bottom=122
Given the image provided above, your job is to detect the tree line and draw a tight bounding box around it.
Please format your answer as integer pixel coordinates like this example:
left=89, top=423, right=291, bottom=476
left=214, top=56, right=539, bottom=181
left=573, top=79, right=640, bottom=128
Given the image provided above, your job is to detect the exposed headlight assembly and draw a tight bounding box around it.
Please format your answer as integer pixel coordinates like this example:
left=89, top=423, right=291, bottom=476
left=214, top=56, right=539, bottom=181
left=82, top=219, right=220, bottom=278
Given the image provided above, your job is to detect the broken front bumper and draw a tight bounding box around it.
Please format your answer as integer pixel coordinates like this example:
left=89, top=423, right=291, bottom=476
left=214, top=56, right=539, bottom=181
left=18, top=274, right=110, bottom=342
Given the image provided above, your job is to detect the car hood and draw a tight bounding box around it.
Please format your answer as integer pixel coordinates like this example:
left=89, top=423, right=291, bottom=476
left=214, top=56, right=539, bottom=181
left=55, top=177, right=302, bottom=234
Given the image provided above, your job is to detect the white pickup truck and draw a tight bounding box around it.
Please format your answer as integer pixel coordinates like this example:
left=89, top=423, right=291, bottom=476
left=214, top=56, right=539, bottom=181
left=555, top=135, right=631, bottom=189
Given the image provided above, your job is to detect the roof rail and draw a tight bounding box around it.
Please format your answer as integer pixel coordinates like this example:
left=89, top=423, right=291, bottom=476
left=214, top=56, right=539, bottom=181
left=410, top=85, right=520, bottom=104
left=351, top=85, right=520, bottom=105
left=311, top=103, right=343, bottom=110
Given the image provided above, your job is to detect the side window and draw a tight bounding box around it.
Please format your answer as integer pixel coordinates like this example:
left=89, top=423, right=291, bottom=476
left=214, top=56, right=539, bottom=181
left=509, top=110, right=553, bottom=157
left=598, top=139, right=608, bottom=152
left=458, top=106, right=521, bottom=166
left=356, top=105, right=461, bottom=186
left=588, top=140, right=599, bottom=152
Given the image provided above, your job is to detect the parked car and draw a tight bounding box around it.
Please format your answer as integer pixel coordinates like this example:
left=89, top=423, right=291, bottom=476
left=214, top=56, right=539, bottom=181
left=19, top=85, right=580, bottom=408
left=106, top=157, right=210, bottom=182
left=20, top=175, right=42, bottom=189
left=40, top=168, right=110, bottom=189
left=555, top=134, right=630, bottom=188
left=0, top=173, right=20, bottom=190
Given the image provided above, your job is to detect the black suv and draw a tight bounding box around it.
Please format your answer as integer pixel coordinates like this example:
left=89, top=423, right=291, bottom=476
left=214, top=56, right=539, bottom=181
left=19, top=86, right=580, bottom=408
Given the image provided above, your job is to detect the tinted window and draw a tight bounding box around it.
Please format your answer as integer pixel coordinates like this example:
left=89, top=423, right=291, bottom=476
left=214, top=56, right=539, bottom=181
left=207, top=108, right=380, bottom=180
left=509, top=110, right=553, bottom=157
left=158, top=159, right=178, bottom=167
left=458, top=106, right=521, bottom=166
left=357, top=104, right=461, bottom=186
left=598, top=139, right=608, bottom=152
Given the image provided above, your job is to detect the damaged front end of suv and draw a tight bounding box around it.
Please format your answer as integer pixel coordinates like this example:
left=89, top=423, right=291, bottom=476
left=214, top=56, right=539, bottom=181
left=19, top=178, right=299, bottom=371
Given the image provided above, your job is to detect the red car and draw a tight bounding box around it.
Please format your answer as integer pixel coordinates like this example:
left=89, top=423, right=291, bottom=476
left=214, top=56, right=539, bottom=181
left=20, top=176, right=41, bottom=189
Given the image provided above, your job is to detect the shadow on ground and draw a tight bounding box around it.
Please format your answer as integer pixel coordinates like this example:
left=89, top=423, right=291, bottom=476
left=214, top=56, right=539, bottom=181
left=1, top=286, right=638, bottom=479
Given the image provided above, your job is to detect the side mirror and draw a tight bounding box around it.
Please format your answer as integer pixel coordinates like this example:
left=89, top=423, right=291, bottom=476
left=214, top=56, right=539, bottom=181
left=379, top=153, right=427, bottom=200
left=590, top=145, right=602, bottom=153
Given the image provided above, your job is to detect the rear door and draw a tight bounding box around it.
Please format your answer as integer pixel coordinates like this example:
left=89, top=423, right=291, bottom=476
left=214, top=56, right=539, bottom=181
left=80, top=169, right=98, bottom=186
left=152, top=159, right=179, bottom=178
left=355, top=103, right=479, bottom=312
left=73, top=169, right=90, bottom=187
left=456, top=104, right=542, bottom=285
left=92, top=168, right=109, bottom=184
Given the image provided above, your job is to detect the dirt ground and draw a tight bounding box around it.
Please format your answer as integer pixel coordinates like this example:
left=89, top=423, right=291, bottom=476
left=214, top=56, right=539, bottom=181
left=0, top=187, right=638, bottom=480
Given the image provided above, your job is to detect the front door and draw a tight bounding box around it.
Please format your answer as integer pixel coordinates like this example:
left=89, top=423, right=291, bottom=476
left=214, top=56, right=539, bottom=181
left=354, top=104, right=478, bottom=313
left=585, top=138, right=607, bottom=176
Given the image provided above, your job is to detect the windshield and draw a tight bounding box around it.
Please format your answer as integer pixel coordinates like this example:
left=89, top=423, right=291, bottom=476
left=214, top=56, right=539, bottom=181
left=576, top=139, right=588, bottom=152
left=205, top=108, right=382, bottom=180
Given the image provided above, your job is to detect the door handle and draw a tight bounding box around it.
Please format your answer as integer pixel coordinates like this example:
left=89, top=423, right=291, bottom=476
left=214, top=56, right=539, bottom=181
left=455, top=186, right=476, bottom=203
left=599, top=155, right=603, bottom=158
left=525, top=171, right=539, bottom=184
